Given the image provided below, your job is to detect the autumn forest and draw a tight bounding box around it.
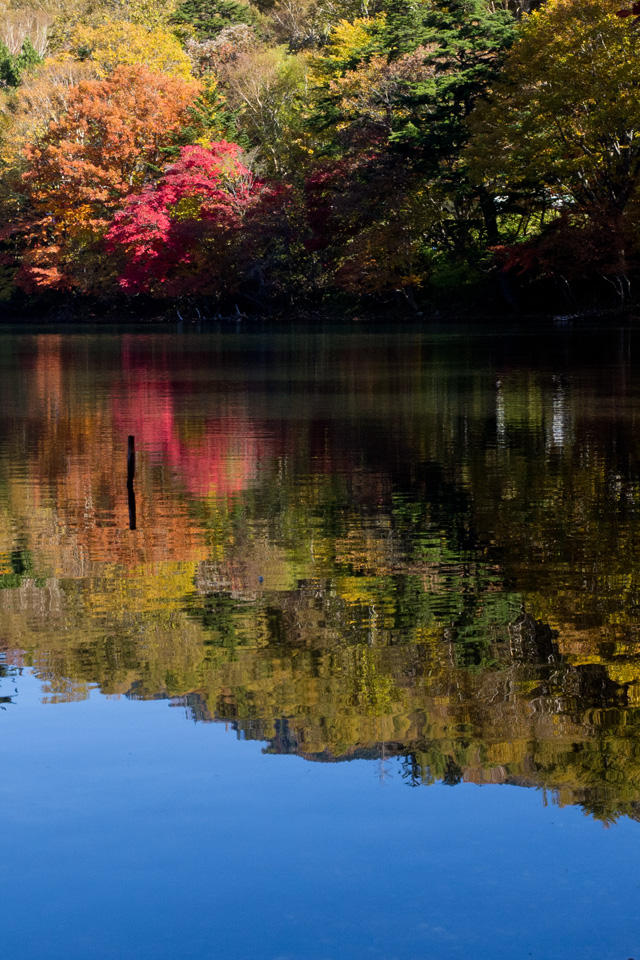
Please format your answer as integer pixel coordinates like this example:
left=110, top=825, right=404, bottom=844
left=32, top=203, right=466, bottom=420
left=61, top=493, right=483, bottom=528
left=0, top=0, right=638, bottom=317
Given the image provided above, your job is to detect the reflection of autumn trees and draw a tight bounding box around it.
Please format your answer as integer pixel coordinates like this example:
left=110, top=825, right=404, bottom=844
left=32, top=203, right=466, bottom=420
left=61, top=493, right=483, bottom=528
left=4, top=333, right=278, bottom=571
left=461, top=369, right=640, bottom=696
left=0, top=333, right=278, bottom=671
left=3, top=331, right=640, bottom=822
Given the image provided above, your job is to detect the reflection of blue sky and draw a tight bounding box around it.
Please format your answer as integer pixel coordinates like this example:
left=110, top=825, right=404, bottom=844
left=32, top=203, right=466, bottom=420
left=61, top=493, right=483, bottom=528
left=1, top=672, right=639, bottom=960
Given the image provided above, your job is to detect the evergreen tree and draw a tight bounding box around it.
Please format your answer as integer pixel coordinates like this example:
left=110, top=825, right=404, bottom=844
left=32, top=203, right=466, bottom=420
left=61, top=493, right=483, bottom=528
left=171, top=0, right=258, bottom=39
left=381, top=0, right=516, bottom=167
left=0, top=38, right=42, bottom=88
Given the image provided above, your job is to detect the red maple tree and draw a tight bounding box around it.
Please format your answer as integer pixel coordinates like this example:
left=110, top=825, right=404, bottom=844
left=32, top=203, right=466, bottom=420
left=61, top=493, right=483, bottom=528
left=106, top=140, right=268, bottom=297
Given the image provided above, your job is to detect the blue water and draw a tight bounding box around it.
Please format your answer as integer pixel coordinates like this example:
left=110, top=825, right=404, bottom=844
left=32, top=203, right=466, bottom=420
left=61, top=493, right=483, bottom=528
left=2, top=671, right=638, bottom=960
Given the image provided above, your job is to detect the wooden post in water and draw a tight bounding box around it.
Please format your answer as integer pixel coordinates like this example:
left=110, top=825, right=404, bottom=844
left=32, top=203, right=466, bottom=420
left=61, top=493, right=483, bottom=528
left=127, top=435, right=135, bottom=484
left=127, top=435, right=136, bottom=531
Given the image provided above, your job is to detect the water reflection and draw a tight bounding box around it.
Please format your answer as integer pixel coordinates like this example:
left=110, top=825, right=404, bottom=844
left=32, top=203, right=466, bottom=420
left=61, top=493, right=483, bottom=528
left=2, top=326, right=640, bottom=824
left=0, top=646, right=21, bottom=707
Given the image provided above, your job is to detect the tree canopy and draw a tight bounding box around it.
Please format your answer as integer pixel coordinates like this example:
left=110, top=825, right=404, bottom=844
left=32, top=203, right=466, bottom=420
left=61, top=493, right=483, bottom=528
left=2, top=0, right=640, bottom=310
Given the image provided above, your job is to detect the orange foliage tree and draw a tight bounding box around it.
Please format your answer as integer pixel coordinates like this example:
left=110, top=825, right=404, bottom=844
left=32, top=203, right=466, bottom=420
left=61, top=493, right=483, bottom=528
left=12, top=64, right=201, bottom=294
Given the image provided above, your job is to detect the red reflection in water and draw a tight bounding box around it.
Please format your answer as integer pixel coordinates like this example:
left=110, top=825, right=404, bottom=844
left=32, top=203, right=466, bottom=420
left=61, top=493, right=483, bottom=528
left=113, top=338, right=274, bottom=499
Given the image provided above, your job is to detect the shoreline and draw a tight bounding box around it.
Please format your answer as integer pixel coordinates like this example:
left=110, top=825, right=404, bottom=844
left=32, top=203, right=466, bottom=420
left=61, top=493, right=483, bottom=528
left=0, top=297, right=637, bottom=329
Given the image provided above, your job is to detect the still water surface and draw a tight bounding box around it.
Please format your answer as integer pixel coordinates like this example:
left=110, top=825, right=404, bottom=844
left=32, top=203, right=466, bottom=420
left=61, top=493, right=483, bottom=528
left=1, top=324, right=640, bottom=959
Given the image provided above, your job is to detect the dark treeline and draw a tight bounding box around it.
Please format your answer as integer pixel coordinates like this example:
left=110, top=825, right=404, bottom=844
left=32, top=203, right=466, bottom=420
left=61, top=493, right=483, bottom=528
left=0, top=0, right=638, bottom=317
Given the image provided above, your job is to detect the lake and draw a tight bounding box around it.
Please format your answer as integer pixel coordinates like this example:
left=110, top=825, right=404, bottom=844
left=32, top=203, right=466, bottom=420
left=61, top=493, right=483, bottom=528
left=1, top=323, right=640, bottom=960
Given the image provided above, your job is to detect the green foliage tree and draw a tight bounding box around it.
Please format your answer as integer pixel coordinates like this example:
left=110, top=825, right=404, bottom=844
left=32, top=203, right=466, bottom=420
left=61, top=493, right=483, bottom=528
left=0, top=37, right=42, bottom=87
left=302, top=1, right=517, bottom=300
left=171, top=0, right=259, bottom=39
left=380, top=0, right=515, bottom=168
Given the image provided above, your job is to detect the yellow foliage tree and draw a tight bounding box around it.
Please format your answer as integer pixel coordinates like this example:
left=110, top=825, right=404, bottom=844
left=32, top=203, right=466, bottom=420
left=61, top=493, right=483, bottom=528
left=312, top=14, right=385, bottom=86
left=67, top=20, right=193, bottom=79
left=109, top=0, right=180, bottom=29
left=44, top=0, right=180, bottom=53
left=468, top=0, right=640, bottom=215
